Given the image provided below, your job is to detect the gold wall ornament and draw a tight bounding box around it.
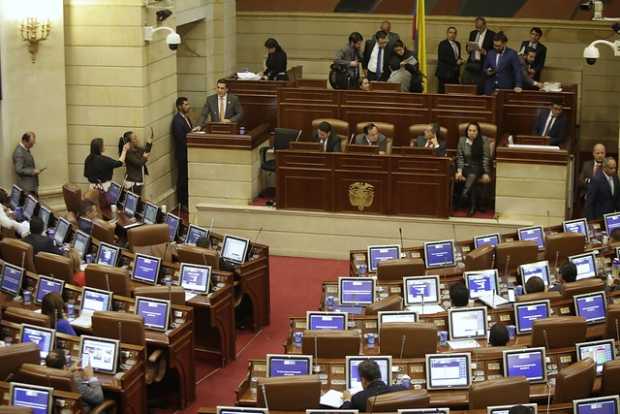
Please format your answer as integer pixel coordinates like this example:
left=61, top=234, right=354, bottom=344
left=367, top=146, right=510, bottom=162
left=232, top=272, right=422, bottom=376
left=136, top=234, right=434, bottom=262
left=20, top=18, right=51, bottom=63
left=348, top=182, right=375, bottom=211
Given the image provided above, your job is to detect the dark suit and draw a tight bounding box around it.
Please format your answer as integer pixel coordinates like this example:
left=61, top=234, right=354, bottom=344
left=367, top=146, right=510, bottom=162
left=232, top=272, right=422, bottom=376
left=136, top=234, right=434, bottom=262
left=341, top=381, right=406, bottom=412
left=199, top=93, right=243, bottom=125
left=354, top=133, right=388, bottom=153
left=579, top=160, right=603, bottom=198
left=519, top=41, right=547, bottom=81
left=12, top=144, right=38, bottom=194
left=468, top=29, right=495, bottom=63
left=483, top=47, right=522, bottom=95
left=414, top=136, right=447, bottom=156
left=462, top=29, right=495, bottom=92
left=24, top=233, right=61, bottom=256
left=171, top=112, right=192, bottom=208
left=586, top=172, right=620, bottom=220
left=436, top=39, right=461, bottom=93
left=532, top=109, right=568, bottom=146
left=363, top=39, right=390, bottom=81
left=313, top=131, right=342, bottom=153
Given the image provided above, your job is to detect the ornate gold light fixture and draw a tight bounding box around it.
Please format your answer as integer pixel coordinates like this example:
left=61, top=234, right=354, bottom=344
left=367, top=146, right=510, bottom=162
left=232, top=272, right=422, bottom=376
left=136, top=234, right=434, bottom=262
left=20, top=17, right=51, bottom=63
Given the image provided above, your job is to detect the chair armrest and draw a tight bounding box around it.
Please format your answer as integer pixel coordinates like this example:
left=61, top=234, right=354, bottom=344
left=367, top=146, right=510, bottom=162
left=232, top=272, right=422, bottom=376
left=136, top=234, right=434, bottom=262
left=91, top=399, right=117, bottom=414
left=148, top=349, right=164, bottom=363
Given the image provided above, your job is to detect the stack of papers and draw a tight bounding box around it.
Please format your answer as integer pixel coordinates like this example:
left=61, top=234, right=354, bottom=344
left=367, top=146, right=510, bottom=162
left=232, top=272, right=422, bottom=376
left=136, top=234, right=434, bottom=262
left=320, top=390, right=344, bottom=408
left=447, top=339, right=480, bottom=350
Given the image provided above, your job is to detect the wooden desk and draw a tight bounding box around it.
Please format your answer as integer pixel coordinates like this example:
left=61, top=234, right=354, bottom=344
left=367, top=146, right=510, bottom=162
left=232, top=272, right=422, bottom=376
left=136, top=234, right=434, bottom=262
left=199, top=406, right=575, bottom=414
left=0, top=380, right=82, bottom=413
left=275, top=150, right=453, bottom=218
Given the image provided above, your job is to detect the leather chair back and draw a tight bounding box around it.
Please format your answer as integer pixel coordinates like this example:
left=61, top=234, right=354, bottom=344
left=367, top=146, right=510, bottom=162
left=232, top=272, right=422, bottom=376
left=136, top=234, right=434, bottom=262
left=365, top=295, right=403, bottom=315
left=464, top=245, right=495, bottom=271
left=257, top=375, right=321, bottom=410
left=368, top=389, right=430, bottom=411
left=554, top=358, right=596, bottom=403
left=311, top=118, right=350, bottom=139
left=532, top=316, right=586, bottom=349
left=408, top=124, right=448, bottom=141
left=380, top=323, right=436, bottom=358
left=606, top=303, right=620, bottom=340
left=85, top=264, right=130, bottom=297
left=561, top=278, right=605, bottom=298
left=133, top=286, right=186, bottom=306
left=301, top=330, right=360, bottom=359
left=127, top=224, right=169, bottom=252
left=469, top=376, right=530, bottom=409
left=91, top=219, right=115, bottom=244
left=176, top=245, right=220, bottom=270
left=544, top=232, right=586, bottom=263
left=601, top=359, right=620, bottom=396
left=62, top=183, right=82, bottom=216
left=0, top=239, right=35, bottom=272
left=377, top=258, right=425, bottom=281
left=472, top=344, right=523, bottom=359
left=495, top=241, right=538, bottom=273
left=356, top=122, right=395, bottom=138
left=516, top=291, right=561, bottom=302
left=458, top=122, right=498, bottom=140
left=34, top=252, right=74, bottom=284
left=91, top=311, right=145, bottom=346
left=16, top=363, right=76, bottom=392
left=4, top=307, right=50, bottom=328
left=0, top=343, right=40, bottom=381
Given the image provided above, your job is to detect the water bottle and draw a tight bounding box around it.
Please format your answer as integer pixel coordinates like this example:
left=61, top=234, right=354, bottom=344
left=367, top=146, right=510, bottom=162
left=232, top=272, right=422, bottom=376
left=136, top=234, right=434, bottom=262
left=613, top=258, right=620, bottom=279
left=367, top=333, right=376, bottom=348
left=239, top=126, right=246, bottom=135
left=293, top=331, right=303, bottom=347
left=325, top=296, right=336, bottom=311
left=23, top=290, right=32, bottom=305
left=400, top=375, right=412, bottom=388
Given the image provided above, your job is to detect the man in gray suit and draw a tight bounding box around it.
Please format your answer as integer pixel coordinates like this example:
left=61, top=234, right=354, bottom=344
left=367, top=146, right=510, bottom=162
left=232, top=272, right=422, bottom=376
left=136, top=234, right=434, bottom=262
left=334, top=32, right=364, bottom=85
left=12, top=131, right=41, bottom=195
left=199, top=78, right=243, bottom=126
left=354, top=123, right=387, bottom=154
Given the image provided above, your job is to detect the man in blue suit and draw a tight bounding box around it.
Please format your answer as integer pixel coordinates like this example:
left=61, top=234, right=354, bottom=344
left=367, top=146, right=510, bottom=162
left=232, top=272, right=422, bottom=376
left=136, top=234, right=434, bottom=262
left=483, top=32, right=522, bottom=95
left=586, top=157, right=620, bottom=221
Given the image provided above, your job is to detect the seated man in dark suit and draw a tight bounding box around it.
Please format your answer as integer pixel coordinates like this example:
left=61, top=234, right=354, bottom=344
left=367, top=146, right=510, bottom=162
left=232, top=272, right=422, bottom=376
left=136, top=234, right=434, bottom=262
left=199, top=78, right=243, bottom=126
left=549, top=262, right=577, bottom=292
left=313, top=121, right=342, bottom=153
left=489, top=323, right=510, bottom=346
left=483, top=31, right=522, bottom=95
left=519, top=27, right=547, bottom=82
left=449, top=282, right=470, bottom=308
left=24, top=216, right=61, bottom=255
left=341, top=360, right=405, bottom=411
left=413, top=123, right=447, bottom=156
left=532, top=99, right=568, bottom=146
left=578, top=143, right=606, bottom=201
left=586, top=157, right=620, bottom=220
left=354, top=123, right=388, bottom=154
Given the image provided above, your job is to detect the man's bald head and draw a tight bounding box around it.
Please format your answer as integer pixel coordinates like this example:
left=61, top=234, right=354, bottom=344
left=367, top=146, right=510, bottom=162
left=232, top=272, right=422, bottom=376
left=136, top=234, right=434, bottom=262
left=593, top=143, right=606, bottom=163
left=603, top=157, right=617, bottom=177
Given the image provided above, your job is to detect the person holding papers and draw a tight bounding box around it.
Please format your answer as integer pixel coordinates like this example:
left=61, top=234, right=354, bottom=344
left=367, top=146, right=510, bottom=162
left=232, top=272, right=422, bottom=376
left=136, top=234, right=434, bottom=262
left=42, top=293, right=77, bottom=336
left=549, top=262, right=577, bottom=292
left=340, top=360, right=405, bottom=411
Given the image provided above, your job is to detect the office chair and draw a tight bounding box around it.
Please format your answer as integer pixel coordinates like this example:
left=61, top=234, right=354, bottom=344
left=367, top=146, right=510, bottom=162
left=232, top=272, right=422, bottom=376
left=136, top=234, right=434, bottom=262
left=133, top=285, right=186, bottom=306
left=464, top=245, right=495, bottom=271
left=554, top=358, right=596, bottom=403
left=85, top=264, right=130, bottom=297
left=365, top=295, right=402, bottom=315
left=176, top=244, right=220, bottom=270
left=531, top=316, right=586, bottom=349
left=4, top=307, right=50, bottom=328
left=601, top=359, right=620, bottom=396
left=379, top=322, right=437, bottom=358
left=544, top=232, right=586, bottom=263
left=257, top=375, right=321, bottom=410
left=301, top=330, right=360, bottom=358
left=62, top=183, right=82, bottom=216
left=469, top=376, right=529, bottom=409
left=35, top=252, right=74, bottom=284
left=0, top=343, right=40, bottom=382
left=0, top=238, right=36, bottom=272
left=127, top=224, right=170, bottom=260
left=368, top=389, right=430, bottom=411
left=376, top=258, right=425, bottom=281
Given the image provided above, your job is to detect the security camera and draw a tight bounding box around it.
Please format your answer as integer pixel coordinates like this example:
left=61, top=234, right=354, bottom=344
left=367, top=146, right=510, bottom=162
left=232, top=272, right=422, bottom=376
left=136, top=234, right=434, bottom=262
left=144, top=26, right=182, bottom=51
left=166, top=32, right=181, bottom=50
left=583, top=39, right=620, bottom=65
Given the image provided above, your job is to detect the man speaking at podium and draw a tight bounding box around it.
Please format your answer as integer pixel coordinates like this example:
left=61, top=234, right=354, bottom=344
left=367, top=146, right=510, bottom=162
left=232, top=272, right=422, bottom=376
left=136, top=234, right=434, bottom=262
left=199, top=78, right=243, bottom=126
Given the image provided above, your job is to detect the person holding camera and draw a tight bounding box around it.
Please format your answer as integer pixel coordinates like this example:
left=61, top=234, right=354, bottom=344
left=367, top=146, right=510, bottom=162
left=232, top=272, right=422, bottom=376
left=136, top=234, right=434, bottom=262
left=482, top=31, right=522, bottom=95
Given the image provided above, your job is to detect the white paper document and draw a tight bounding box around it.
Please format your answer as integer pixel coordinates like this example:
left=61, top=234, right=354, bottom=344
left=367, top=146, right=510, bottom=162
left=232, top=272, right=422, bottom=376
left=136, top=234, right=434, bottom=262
left=447, top=339, right=480, bottom=350
left=320, top=389, right=344, bottom=408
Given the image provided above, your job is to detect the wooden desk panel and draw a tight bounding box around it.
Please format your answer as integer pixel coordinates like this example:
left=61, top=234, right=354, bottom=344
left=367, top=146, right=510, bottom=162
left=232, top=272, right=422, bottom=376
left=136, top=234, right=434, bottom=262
left=278, top=88, right=340, bottom=138
left=227, top=79, right=291, bottom=130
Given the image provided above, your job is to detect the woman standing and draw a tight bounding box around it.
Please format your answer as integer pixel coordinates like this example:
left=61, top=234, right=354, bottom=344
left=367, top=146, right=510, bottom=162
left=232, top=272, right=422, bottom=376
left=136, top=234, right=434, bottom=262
left=122, top=131, right=151, bottom=196
left=84, top=138, right=128, bottom=190
left=455, top=122, right=491, bottom=216
left=263, top=38, right=288, bottom=81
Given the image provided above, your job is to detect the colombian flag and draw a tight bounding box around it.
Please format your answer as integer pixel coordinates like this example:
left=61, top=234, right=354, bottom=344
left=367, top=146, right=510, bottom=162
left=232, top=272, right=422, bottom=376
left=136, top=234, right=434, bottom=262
left=412, top=0, right=427, bottom=92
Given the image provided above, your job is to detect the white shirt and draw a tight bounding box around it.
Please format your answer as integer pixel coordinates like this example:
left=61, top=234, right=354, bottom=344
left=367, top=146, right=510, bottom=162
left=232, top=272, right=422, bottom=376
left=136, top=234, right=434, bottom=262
left=367, top=42, right=384, bottom=73
left=607, top=174, right=615, bottom=196
left=218, top=94, right=228, bottom=121
left=449, top=40, right=459, bottom=60
left=0, top=206, right=30, bottom=237
left=542, top=112, right=556, bottom=136
left=474, top=29, right=487, bottom=61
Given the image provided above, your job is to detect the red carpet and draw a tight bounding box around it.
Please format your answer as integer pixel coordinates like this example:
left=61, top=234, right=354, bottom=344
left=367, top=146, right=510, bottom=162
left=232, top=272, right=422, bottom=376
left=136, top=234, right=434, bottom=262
left=173, top=256, right=349, bottom=413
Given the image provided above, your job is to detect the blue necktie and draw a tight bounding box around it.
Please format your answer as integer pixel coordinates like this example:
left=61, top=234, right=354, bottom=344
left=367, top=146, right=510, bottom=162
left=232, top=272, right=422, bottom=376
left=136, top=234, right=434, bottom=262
left=376, top=48, right=383, bottom=79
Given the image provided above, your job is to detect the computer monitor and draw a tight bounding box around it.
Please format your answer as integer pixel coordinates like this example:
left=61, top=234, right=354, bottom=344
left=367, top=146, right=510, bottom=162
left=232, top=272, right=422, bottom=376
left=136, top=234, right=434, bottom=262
left=1, top=263, right=24, bottom=296
left=9, top=185, right=22, bottom=209
left=503, top=347, right=546, bottom=383
left=142, top=202, right=159, bottom=225
left=346, top=356, right=392, bottom=391
left=306, top=311, right=348, bottom=330
left=574, top=396, right=620, bottom=414
left=123, top=191, right=139, bottom=218
left=487, top=404, right=538, bottom=414
left=95, top=242, right=120, bottom=267
left=605, top=212, right=620, bottom=236
left=569, top=252, right=598, bottom=280
left=34, top=276, right=64, bottom=305
left=131, top=254, right=161, bottom=285
left=309, top=411, right=359, bottom=414
left=38, top=206, right=51, bottom=231
left=222, top=234, right=251, bottom=264
left=9, top=382, right=53, bottom=414
left=464, top=269, right=499, bottom=298
left=79, top=335, right=120, bottom=374
left=78, top=217, right=93, bottom=235
left=135, top=296, right=170, bottom=331
left=185, top=224, right=208, bottom=246
left=574, top=291, right=607, bottom=324
left=474, top=233, right=501, bottom=249
left=20, top=324, right=55, bottom=359
left=165, top=213, right=180, bottom=242
left=54, top=217, right=71, bottom=245
left=266, top=354, right=313, bottom=377
left=80, top=287, right=112, bottom=313
left=425, top=353, right=471, bottom=390
left=399, top=409, right=450, bottom=414
left=106, top=181, right=122, bottom=205
left=217, top=407, right=269, bottom=414
left=424, top=240, right=456, bottom=268
left=367, top=244, right=401, bottom=272
left=448, top=307, right=488, bottom=340
left=563, top=218, right=590, bottom=242
left=180, top=263, right=211, bottom=293
left=378, top=310, right=418, bottom=327
left=338, top=277, right=375, bottom=305
left=576, top=339, right=616, bottom=375
left=22, top=195, right=37, bottom=220
left=73, top=230, right=91, bottom=260
left=403, top=275, right=440, bottom=306
left=519, top=261, right=551, bottom=290
left=518, top=226, right=545, bottom=251
left=514, top=300, right=551, bottom=335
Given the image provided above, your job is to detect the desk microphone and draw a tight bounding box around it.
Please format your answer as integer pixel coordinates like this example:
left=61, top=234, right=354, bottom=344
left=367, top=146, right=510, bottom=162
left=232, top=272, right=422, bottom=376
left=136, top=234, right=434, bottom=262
left=615, top=319, right=620, bottom=347
left=261, top=384, right=269, bottom=410
left=543, top=328, right=551, bottom=351
left=105, top=273, right=111, bottom=292
left=553, top=250, right=560, bottom=276
left=251, top=227, right=264, bottom=257
left=545, top=378, right=552, bottom=414
left=503, top=255, right=511, bottom=279
left=117, top=321, right=123, bottom=344
left=20, top=251, right=26, bottom=272
left=314, top=335, right=319, bottom=373
left=420, top=293, right=425, bottom=315
left=399, top=334, right=407, bottom=360
left=399, top=228, right=404, bottom=252
left=208, top=217, right=215, bottom=241
left=350, top=133, right=355, bottom=144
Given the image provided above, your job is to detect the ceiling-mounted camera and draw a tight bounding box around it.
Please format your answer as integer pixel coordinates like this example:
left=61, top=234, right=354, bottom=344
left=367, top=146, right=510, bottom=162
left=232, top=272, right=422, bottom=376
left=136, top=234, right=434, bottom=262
left=144, top=26, right=181, bottom=51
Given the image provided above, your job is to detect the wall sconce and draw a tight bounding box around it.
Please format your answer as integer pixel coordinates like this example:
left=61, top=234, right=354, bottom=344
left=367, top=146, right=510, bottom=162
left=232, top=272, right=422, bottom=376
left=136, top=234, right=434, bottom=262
left=20, top=18, right=51, bottom=63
